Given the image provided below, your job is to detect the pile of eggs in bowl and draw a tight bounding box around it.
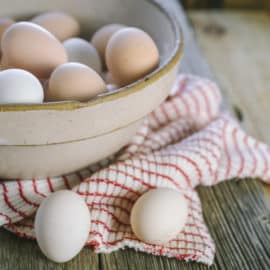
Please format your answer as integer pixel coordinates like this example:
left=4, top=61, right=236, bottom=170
left=0, top=12, right=160, bottom=104
left=0, top=11, right=189, bottom=264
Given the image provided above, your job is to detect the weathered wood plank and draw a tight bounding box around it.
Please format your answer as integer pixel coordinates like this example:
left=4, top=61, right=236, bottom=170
left=187, top=10, right=270, bottom=269
left=224, top=0, right=265, bottom=9
left=0, top=228, right=99, bottom=270
left=266, top=0, right=270, bottom=9
left=189, top=11, right=270, bottom=143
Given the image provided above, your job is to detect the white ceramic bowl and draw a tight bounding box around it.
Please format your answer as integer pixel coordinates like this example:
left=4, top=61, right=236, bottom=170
left=0, top=0, right=183, bottom=179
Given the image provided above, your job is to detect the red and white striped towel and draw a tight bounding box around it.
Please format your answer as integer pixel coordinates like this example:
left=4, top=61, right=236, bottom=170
left=1, top=74, right=270, bottom=265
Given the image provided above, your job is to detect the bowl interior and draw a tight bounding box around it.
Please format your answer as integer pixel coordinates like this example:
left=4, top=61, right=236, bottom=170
left=0, top=0, right=180, bottom=103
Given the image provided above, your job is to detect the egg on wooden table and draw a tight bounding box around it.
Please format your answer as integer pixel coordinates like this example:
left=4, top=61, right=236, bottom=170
left=1, top=22, right=67, bottom=79
left=130, top=188, right=188, bottom=245
left=0, top=69, right=43, bottom=104
left=31, top=11, right=80, bottom=41
left=34, top=190, right=91, bottom=263
left=46, top=62, right=106, bottom=102
left=106, top=27, right=159, bottom=86
left=63, top=38, right=101, bottom=74
left=91, top=23, right=126, bottom=67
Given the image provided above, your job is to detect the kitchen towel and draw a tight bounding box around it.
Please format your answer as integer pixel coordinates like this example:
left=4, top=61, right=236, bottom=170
left=1, top=74, right=270, bottom=265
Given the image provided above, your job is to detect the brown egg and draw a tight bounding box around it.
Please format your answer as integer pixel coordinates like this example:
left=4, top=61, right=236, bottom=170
left=91, top=24, right=125, bottom=67
left=31, top=12, right=80, bottom=41
left=1, top=22, right=67, bottom=79
left=0, top=17, right=15, bottom=54
left=46, top=62, right=106, bottom=102
left=106, top=27, right=159, bottom=86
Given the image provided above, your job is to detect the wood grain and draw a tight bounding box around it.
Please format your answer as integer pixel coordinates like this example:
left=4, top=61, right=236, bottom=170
left=0, top=228, right=99, bottom=270
left=189, top=11, right=270, bottom=143
left=224, top=0, right=264, bottom=9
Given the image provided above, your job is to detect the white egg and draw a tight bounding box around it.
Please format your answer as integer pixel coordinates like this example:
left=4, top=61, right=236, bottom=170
left=63, top=38, right=101, bottom=74
left=34, top=190, right=91, bottom=263
left=130, top=188, right=188, bottom=245
left=0, top=69, right=43, bottom=104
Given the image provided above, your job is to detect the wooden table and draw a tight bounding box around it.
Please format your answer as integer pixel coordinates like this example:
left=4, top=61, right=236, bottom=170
left=1, top=2, right=270, bottom=269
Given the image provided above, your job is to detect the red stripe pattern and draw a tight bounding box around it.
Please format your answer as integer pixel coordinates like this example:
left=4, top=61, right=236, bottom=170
left=1, top=74, right=270, bottom=266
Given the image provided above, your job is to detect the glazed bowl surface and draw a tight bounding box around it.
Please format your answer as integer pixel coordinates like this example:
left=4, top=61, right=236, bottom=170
left=0, top=0, right=183, bottom=179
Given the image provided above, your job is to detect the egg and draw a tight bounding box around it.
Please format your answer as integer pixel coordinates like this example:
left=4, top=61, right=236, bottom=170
left=1, top=22, right=67, bottom=79
left=106, top=27, right=159, bottom=86
left=0, top=69, right=43, bottom=104
left=31, top=11, right=80, bottom=41
left=63, top=38, right=101, bottom=73
left=34, top=190, right=91, bottom=263
left=46, top=62, right=106, bottom=101
left=130, top=188, right=188, bottom=245
left=91, top=24, right=125, bottom=66
left=0, top=17, right=15, bottom=54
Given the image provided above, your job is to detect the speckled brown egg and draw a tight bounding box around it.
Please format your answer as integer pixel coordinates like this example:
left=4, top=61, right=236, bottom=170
left=31, top=11, right=80, bottom=41
left=46, top=62, right=106, bottom=102
left=1, top=22, right=67, bottom=79
left=106, top=27, right=159, bottom=86
left=91, top=24, right=125, bottom=67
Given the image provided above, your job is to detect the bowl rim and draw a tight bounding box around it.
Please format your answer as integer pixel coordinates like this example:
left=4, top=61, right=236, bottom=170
left=0, top=0, right=184, bottom=112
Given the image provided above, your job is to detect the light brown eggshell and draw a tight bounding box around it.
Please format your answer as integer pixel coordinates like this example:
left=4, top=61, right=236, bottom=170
left=31, top=11, right=80, bottom=41
left=46, top=62, right=107, bottom=102
left=106, top=27, right=159, bottom=86
left=91, top=24, right=125, bottom=66
left=1, top=22, right=67, bottom=79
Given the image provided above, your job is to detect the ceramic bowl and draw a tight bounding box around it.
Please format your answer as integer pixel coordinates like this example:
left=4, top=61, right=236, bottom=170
left=0, top=0, right=183, bottom=179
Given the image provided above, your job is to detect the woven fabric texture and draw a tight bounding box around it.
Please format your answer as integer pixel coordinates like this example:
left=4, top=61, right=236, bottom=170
left=1, top=74, right=270, bottom=265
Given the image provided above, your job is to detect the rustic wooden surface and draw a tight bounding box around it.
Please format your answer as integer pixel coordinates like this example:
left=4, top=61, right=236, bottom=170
left=1, top=2, right=270, bottom=269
